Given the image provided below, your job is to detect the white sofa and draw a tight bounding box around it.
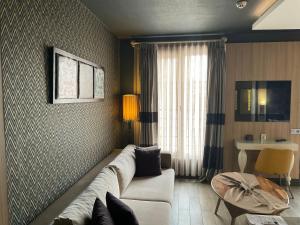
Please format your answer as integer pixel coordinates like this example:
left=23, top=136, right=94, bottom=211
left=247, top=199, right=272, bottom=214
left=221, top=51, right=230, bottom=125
left=52, top=145, right=175, bottom=225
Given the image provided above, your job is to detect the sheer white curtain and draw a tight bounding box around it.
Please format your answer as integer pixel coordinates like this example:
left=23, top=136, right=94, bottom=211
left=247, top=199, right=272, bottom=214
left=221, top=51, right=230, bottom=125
left=157, top=43, right=208, bottom=177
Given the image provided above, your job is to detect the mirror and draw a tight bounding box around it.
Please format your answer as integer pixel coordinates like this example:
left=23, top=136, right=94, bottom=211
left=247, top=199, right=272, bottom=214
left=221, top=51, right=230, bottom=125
left=235, top=81, right=291, bottom=122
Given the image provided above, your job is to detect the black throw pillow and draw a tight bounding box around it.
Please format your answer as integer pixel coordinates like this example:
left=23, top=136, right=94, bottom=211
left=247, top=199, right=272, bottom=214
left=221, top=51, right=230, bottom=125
left=106, top=192, right=139, bottom=225
left=135, top=148, right=161, bottom=177
left=91, top=198, right=114, bottom=225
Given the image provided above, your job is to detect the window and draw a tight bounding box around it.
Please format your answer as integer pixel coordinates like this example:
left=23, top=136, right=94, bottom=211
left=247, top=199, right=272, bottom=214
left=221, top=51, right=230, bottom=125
left=157, top=43, right=208, bottom=176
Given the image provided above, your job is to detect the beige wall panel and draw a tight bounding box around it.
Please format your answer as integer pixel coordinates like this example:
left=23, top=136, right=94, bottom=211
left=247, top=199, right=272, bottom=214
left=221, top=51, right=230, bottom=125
left=224, top=42, right=300, bottom=179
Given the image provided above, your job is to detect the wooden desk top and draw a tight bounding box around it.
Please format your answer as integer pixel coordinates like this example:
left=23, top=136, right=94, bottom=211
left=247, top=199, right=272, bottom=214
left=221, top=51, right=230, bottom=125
left=235, top=140, right=298, bottom=152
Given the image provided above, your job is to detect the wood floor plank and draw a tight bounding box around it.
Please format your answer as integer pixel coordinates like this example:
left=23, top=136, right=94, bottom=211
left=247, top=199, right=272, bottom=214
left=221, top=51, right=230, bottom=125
left=172, top=179, right=300, bottom=225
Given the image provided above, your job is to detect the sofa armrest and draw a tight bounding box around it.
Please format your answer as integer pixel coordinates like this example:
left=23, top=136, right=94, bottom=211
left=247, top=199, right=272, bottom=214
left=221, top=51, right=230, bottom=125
left=161, top=152, right=172, bottom=169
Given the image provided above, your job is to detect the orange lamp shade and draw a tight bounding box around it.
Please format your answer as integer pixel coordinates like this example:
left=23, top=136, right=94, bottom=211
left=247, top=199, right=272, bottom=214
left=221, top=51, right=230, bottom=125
left=123, top=94, right=139, bottom=121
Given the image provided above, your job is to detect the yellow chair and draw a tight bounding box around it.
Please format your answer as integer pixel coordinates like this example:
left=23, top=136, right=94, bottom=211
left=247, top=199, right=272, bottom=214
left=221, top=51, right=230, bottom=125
left=255, top=148, right=294, bottom=199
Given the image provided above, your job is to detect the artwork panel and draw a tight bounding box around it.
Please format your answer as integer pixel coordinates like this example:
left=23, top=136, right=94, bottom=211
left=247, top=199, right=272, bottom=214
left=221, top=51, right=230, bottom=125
left=57, top=55, right=78, bottom=99
left=94, top=67, right=104, bottom=99
left=79, top=63, right=94, bottom=99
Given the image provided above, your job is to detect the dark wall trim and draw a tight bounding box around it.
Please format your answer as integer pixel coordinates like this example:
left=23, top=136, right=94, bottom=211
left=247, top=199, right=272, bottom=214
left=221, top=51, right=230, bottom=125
left=120, top=40, right=134, bottom=94
left=0, top=48, right=9, bottom=225
left=226, top=30, right=300, bottom=43
left=175, top=177, right=300, bottom=186
left=125, top=30, right=300, bottom=44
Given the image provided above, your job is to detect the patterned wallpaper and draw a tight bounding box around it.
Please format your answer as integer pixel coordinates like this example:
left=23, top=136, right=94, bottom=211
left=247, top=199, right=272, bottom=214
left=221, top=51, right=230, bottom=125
left=0, top=1, right=121, bottom=225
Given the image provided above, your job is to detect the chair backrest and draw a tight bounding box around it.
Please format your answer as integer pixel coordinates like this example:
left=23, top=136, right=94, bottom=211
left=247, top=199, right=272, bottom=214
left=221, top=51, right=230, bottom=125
left=255, top=148, right=293, bottom=175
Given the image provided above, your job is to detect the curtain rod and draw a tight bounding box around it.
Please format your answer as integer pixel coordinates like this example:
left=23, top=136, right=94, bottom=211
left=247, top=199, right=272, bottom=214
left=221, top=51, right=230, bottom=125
left=131, top=37, right=227, bottom=47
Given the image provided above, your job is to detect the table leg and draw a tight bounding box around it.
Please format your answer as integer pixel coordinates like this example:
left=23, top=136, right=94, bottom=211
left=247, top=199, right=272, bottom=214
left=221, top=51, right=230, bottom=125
left=286, top=153, right=294, bottom=187
left=286, top=175, right=292, bottom=187
left=215, top=198, right=221, bottom=215
left=224, top=202, right=245, bottom=225
left=231, top=217, right=236, bottom=225
left=286, top=153, right=295, bottom=199
left=238, top=149, right=247, bottom=173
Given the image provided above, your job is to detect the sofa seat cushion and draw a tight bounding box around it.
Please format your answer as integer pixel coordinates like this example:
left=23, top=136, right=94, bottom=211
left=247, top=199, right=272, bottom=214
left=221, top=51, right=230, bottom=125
left=121, top=199, right=171, bottom=225
left=120, top=169, right=175, bottom=204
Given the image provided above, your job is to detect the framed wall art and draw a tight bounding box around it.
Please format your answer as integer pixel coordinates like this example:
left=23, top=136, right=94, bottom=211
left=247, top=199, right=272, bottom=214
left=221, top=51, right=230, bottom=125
left=50, top=47, right=105, bottom=104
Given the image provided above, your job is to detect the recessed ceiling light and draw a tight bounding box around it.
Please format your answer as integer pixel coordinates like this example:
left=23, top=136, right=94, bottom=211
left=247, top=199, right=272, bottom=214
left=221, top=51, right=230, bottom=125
left=236, top=0, right=248, bottom=9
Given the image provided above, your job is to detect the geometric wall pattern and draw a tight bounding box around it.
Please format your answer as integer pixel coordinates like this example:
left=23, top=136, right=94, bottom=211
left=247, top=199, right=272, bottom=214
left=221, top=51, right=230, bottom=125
left=0, top=1, right=121, bottom=224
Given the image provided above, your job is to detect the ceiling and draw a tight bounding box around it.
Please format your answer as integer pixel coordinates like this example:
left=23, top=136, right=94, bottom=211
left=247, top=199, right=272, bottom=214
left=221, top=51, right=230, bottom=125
left=253, top=0, right=300, bottom=30
left=81, top=0, right=277, bottom=38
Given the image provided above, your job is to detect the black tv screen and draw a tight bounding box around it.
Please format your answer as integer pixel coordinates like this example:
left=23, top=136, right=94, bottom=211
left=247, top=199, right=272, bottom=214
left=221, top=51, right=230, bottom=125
left=235, top=81, right=291, bottom=122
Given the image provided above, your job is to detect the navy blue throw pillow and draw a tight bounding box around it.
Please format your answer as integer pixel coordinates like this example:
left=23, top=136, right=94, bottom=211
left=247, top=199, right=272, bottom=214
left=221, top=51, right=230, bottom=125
left=106, top=192, right=139, bottom=225
left=135, top=148, right=162, bottom=177
left=91, top=198, right=114, bottom=225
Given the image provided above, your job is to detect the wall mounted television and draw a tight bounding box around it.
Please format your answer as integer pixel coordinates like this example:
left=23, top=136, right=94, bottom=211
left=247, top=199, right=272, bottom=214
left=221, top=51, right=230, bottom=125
left=235, top=81, right=291, bottom=122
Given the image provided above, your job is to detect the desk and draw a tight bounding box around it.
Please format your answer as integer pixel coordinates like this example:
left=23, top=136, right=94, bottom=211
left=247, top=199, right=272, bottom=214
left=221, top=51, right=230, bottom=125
left=235, top=140, right=298, bottom=185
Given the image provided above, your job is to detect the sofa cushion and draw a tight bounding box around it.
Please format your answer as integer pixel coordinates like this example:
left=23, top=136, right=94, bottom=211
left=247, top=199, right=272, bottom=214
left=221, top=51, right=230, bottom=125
left=91, top=198, right=114, bottom=225
left=109, top=145, right=136, bottom=193
left=121, top=169, right=175, bottom=204
left=53, top=166, right=119, bottom=225
left=135, top=145, right=158, bottom=151
left=135, top=148, right=161, bottom=177
left=106, top=192, right=139, bottom=225
left=121, top=199, right=171, bottom=225
left=160, top=152, right=172, bottom=169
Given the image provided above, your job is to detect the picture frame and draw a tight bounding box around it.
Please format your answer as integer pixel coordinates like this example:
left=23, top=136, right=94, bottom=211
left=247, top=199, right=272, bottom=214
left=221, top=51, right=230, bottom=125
left=51, top=47, right=105, bottom=104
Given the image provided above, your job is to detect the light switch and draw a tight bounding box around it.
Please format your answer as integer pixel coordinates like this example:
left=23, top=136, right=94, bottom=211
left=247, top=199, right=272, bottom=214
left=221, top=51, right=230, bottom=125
left=291, top=129, right=300, bottom=135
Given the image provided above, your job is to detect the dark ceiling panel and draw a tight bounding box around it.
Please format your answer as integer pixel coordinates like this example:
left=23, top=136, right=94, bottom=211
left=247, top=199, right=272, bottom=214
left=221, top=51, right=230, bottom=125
left=81, top=0, right=277, bottom=37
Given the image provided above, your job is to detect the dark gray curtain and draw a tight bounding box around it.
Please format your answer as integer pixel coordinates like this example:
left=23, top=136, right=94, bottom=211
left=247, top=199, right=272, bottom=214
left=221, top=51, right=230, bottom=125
left=139, top=44, right=158, bottom=146
left=200, top=41, right=226, bottom=181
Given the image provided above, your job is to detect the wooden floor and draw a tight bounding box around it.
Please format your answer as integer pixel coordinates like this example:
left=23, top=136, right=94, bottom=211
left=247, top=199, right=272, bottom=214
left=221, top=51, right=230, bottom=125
left=172, top=179, right=300, bottom=225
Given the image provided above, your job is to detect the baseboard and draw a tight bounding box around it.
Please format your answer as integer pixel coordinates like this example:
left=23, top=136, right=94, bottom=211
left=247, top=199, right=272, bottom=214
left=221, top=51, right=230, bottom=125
left=175, top=176, right=300, bottom=186
left=176, top=175, right=199, bottom=179
left=268, top=178, right=300, bottom=186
